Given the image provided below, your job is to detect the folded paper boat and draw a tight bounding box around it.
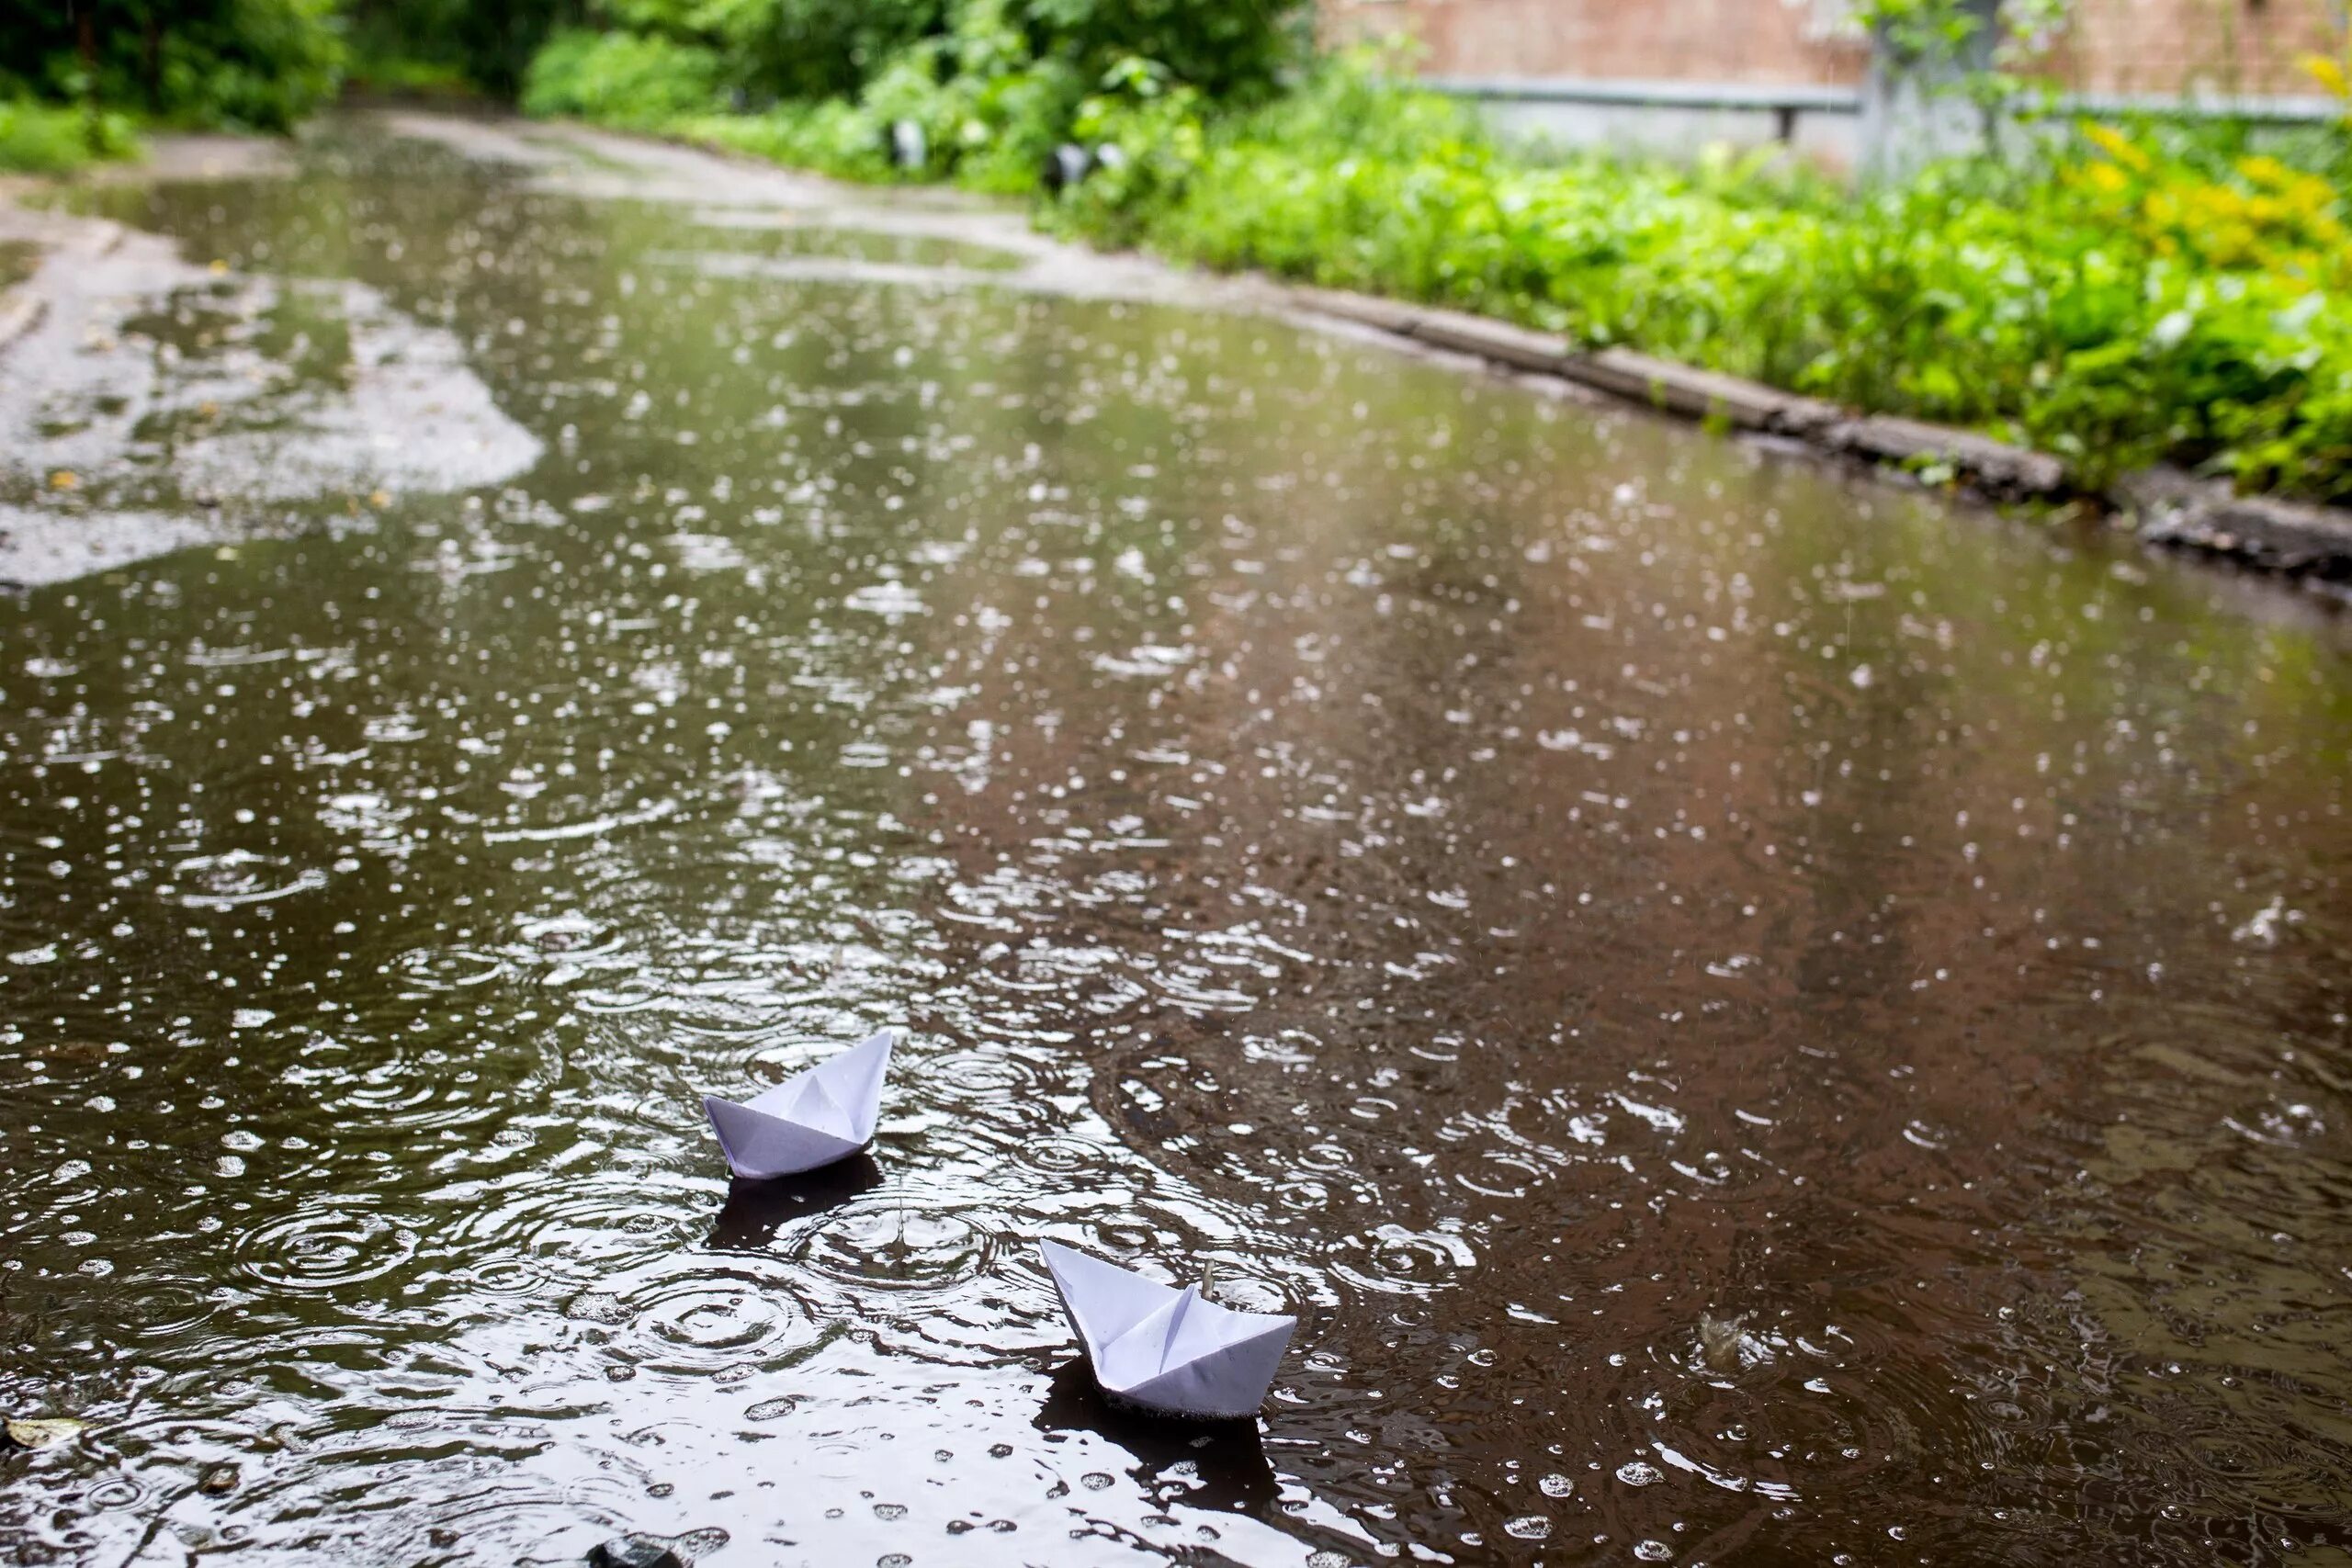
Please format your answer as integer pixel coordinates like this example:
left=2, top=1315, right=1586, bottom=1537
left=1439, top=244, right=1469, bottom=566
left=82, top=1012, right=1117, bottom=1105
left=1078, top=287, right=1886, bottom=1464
left=1041, top=1240, right=1296, bottom=1420
left=703, top=1029, right=897, bottom=1179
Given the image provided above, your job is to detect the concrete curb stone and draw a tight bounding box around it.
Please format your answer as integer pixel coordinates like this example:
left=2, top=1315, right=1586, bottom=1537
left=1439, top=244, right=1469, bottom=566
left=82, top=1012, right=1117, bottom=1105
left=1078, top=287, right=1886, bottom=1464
left=2115, top=468, right=2352, bottom=577
left=1402, top=306, right=1574, bottom=373
left=1831, top=414, right=2069, bottom=500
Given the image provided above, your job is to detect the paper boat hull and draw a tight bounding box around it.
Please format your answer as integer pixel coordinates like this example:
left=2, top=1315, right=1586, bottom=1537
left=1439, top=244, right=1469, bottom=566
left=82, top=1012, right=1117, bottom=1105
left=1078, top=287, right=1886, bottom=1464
left=703, top=1094, right=867, bottom=1179
left=702, top=1029, right=897, bottom=1179
left=1042, top=1241, right=1295, bottom=1422
left=1103, top=1331, right=1294, bottom=1420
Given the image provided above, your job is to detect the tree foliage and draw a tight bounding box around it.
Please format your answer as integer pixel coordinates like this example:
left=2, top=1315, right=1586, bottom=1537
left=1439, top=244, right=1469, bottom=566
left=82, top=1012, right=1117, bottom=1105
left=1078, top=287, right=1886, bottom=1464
left=0, top=0, right=343, bottom=130
left=343, top=0, right=583, bottom=97
left=555, top=0, right=1301, bottom=109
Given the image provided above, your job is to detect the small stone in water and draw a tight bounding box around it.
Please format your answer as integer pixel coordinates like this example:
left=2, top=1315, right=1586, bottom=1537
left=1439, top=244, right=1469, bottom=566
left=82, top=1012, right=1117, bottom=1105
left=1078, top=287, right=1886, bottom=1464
left=588, top=1537, right=684, bottom=1568
left=5, top=1418, right=85, bottom=1450
left=198, top=1462, right=240, bottom=1495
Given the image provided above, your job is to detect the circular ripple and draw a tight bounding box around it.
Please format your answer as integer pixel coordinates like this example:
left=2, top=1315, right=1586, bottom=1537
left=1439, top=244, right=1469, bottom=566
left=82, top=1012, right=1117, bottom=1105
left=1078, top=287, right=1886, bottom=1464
left=395, top=947, right=514, bottom=989
left=924, top=1045, right=1063, bottom=1106
left=593, top=1258, right=816, bottom=1375
left=645, top=1285, right=793, bottom=1360
left=304, top=1034, right=538, bottom=1138
left=1012, top=1134, right=1102, bottom=1176
left=114, top=1280, right=220, bottom=1339
left=168, top=852, right=328, bottom=909
left=1724, top=1359, right=1941, bottom=1495
left=782, top=1204, right=992, bottom=1295
left=1272, top=1177, right=1334, bottom=1211
left=443, top=1181, right=693, bottom=1269
left=1329, top=1225, right=1473, bottom=1297
left=459, top=1258, right=551, bottom=1300
left=2162, top=1412, right=2345, bottom=1504
left=86, top=1477, right=143, bottom=1511
left=236, top=1204, right=418, bottom=1292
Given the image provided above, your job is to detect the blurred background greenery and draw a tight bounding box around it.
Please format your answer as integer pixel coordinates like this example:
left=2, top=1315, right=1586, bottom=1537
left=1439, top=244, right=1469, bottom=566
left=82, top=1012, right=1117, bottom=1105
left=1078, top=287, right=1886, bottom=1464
left=4, top=0, right=2351, bottom=504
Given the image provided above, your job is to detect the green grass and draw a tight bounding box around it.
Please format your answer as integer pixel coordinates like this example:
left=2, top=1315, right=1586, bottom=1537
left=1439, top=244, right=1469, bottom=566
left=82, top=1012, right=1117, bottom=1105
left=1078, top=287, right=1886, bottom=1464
left=0, top=98, right=142, bottom=175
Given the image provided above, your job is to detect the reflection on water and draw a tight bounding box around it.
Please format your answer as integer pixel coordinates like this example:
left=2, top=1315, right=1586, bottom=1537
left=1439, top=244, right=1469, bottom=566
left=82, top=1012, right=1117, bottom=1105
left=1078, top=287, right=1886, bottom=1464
left=707, top=1156, right=885, bottom=1254
left=3, top=118, right=2352, bottom=1567
left=1034, top=1359, right=1283, bottom=1517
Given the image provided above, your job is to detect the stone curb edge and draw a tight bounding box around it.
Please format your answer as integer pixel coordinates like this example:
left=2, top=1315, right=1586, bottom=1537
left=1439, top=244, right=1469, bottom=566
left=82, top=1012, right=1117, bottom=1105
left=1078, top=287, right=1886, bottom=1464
left=0, top=291, right=40, bottom=355
left=1287, top=286, right=2352, bottom=589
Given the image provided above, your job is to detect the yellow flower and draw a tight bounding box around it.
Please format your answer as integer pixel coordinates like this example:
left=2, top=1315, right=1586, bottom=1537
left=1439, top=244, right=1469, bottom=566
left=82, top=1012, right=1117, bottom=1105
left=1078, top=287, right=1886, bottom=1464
left=2237, top=154, right=2294, bottom=188
left=2084, top=123, right=2152, bottom=172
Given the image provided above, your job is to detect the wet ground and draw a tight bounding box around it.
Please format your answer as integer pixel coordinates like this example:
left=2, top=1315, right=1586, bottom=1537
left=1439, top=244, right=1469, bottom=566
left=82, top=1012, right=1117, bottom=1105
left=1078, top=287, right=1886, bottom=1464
left=4, top=116, right=2352, bottom=1568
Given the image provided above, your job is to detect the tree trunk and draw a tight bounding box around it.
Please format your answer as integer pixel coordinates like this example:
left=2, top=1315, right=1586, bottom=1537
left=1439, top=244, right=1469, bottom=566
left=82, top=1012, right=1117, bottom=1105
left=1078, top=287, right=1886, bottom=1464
left=75, top=0, right=104, bottom=152
left=77, top=3, right=100, bottom=86
left=1859, top=0, right=2004, bottom=183
left=142, top=12, right=164, bottom=112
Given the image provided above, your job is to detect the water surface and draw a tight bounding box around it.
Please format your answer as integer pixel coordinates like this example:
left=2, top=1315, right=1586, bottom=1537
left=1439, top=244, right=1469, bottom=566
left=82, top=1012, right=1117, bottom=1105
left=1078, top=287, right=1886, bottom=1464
left=4, top=120, right=2351, bottom=1567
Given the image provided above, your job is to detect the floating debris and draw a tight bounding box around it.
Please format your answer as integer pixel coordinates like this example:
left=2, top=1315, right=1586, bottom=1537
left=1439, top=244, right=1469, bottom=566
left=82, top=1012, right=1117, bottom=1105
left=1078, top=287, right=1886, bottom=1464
left=588, top=1536, right=684, bottom=1568
left=5, top=1417, right=85, bottom=1451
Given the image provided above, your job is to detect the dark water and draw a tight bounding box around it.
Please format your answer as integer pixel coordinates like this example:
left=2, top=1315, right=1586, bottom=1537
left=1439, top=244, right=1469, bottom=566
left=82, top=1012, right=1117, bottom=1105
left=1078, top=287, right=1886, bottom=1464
left=5, top=124, right=2352, bottom=1567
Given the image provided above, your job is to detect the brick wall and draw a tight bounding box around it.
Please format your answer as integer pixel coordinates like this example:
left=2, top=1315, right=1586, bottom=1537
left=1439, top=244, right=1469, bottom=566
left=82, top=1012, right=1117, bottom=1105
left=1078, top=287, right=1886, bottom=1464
left=2052, top=0, right=2344, bottom=96
left=1325, top=0, right=2347, bottom=96
left=1325, top=0, right=1869, bottom=85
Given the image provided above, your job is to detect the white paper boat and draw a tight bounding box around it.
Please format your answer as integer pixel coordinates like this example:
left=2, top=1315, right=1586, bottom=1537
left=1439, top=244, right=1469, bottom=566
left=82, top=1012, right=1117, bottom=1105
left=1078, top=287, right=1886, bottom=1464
left=703, top=1029, right=897, bottom=1179
left=1041, top=1240, right=1296, bottom=1420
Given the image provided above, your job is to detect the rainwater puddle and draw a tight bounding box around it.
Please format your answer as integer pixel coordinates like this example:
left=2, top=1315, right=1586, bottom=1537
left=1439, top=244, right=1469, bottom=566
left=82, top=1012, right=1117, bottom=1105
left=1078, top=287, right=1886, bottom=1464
left=3, top=117, right=2351, bottom=1567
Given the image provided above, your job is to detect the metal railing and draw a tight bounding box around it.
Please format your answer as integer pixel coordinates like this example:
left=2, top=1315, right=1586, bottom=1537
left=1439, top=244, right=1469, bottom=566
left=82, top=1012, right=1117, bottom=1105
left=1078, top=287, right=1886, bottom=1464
left=1427, top=73, right=2345, bottom=136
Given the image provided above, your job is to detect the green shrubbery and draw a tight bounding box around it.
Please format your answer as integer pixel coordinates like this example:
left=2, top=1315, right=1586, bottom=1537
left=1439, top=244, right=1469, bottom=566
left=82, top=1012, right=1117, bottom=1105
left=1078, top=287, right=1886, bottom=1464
left=344, top=0, right=581, bottom=99
left=0, top=0, right=344, bottom=134
left=519, top=0, right=1295, bottom=198
left=0, top=97, right=141, bottom=175
left=520, top=28, right=724, bottom=127
left=1056, top=66, right=2352, bottom=501
left=553, top=28, right=2352, bottom=503
left=654, top=4, right=1105, bottom=194
left=596, top=0, right=1291, bottom=107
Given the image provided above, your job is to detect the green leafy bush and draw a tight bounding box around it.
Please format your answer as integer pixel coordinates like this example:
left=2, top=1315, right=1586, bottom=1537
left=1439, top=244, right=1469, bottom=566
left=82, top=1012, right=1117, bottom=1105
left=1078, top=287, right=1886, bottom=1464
left=0, top=0, right=343, bottom=132
left=345, top=0, right=584, bottom=99
left=520, top=16, right=2352, bottom=503
left=659, top=0, right=950, bottom=104
left=528, top=0, right=1296, bottom=125
left=658, top=1, right=1091, bottom=192
left=0, top=96, right=141, bottom=174
left=520, top=28, right=724, bottom=126
left=997, top=0, right=1301, bottom=103
left=1041, top=60, right=2352, bottom=502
